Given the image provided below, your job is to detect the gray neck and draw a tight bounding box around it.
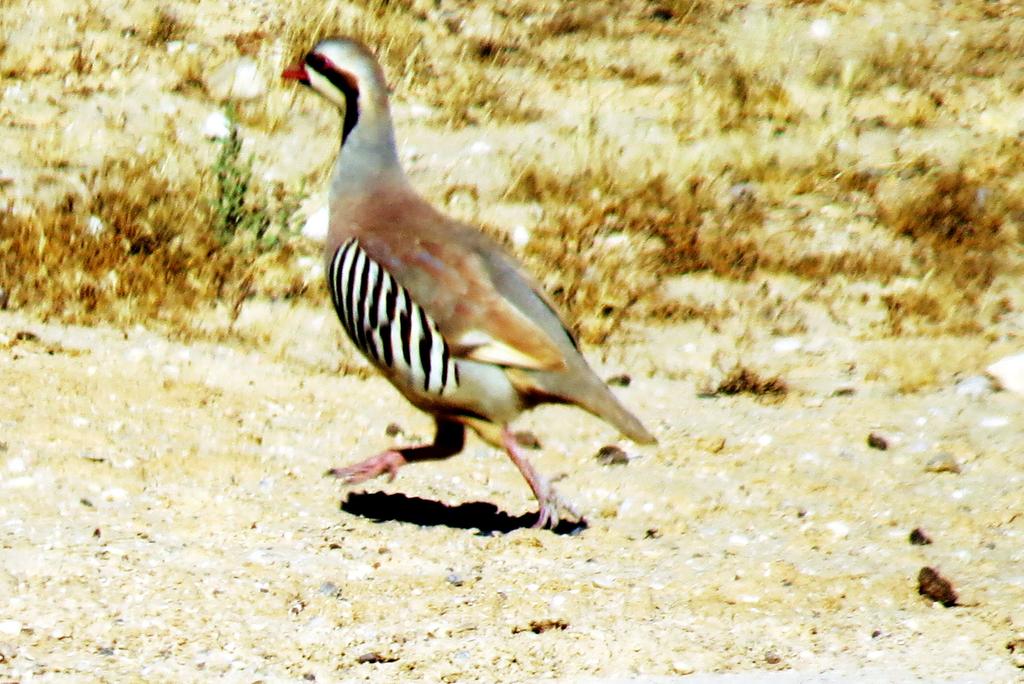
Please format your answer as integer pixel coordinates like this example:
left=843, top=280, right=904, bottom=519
left=330, top=94, right=407, bottom=200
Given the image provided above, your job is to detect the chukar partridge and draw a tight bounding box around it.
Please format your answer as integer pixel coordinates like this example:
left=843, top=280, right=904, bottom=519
left=283, top=37, right=655, bottom=529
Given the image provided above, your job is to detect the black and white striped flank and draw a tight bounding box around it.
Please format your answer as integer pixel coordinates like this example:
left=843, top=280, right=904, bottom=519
left=328, top=239, right=457, bottom=395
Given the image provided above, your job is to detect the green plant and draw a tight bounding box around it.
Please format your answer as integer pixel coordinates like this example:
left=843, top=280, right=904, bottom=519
left=210, top=107, right=305, bottom=251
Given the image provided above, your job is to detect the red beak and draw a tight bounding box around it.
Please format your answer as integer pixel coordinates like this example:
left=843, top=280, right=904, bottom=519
left=282, top=62, right=309, bottom=83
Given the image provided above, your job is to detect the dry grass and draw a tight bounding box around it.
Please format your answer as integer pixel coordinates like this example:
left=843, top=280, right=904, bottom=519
left=703, top=365, right=789, bottom=400
left=877, top=170, right=1013, bottom=291
left=2, top=0, right=1023, bottom=363
left=280, top=0, right=538, bottom=128
left=0, top=152, right=310, bottom=334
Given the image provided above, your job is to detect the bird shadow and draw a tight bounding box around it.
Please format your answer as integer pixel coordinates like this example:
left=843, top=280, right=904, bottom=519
left=340, top=491, right=587, bottom=536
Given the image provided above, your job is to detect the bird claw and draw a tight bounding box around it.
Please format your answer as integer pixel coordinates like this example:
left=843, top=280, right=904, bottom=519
left=531, top=489, right=580, bottom=530
left=325, top=450, right=406, bottom=484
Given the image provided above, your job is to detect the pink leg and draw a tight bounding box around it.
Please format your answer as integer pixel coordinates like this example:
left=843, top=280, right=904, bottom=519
left=500, top=428, right=579, bottom=529
left=327, top=420, right=465, bottom=483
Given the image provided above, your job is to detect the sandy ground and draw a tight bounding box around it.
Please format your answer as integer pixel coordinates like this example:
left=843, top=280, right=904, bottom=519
left=3, top=1, right=1024, bottom=681
left=1, top=306, right=1022, bottom=682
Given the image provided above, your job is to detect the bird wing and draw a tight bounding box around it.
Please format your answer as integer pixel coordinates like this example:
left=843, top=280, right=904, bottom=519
left=352, top=206, right=572, bottom=373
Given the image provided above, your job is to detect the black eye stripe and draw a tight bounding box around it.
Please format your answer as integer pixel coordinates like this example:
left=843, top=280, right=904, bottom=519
left=305, top=52, right=329, bottom=72
left=305, top=53, right=360, bottom=96
left=304, top=49, right=361, bottom=142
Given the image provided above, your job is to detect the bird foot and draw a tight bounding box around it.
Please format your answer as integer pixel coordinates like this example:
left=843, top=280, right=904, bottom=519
left=326, top=450, right=407, bottom=484
left=532, top=488, right=581, bottom=530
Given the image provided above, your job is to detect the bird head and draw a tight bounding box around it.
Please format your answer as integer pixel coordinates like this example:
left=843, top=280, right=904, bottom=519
left=282, top=38, right=383, bottom=111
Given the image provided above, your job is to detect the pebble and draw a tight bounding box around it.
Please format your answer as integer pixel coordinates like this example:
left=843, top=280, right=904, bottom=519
left=909, top=527, right=933, bottom=545
left=671, top=661, right=696, bottom=675
left=301, top=206, right=329, bottom=241
left=468, top=140, right=493, bottom=156
left=201, top=110, right=232, bottom=139
left=917, top=566, right=958, bottom=607
left=510, top=224, right=531, bottom=248
left=954, top=374, right=993, bottom=397
left=86, top=215, right=104, bottom=236
left=826, top=521, right=850, bottom=538
left=809, top=18, right=832, bottom=41
left=595, top=445, right=629, bottom=465
left=101, top=487, right=128, bottom=502
left=772, top=337, right=802, bottom=353
left=866, top=432, right=889, bottom=451
left=986, top=353, right=1024, bottom=395
left=0, top=620, right=21, bottom=636
left=409, top=103, right=435, bottom=119
left=513, top=430, right=541, bottom=449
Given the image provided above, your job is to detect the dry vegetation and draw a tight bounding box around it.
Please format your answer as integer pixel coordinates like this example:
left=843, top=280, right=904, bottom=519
left=1, top=0, right=1022, bottom=370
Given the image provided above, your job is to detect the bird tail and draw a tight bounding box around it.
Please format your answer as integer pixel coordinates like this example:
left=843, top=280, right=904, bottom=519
left=575, top=380, right=657, bottom=445
left=509, top=367, right=657, bottom=444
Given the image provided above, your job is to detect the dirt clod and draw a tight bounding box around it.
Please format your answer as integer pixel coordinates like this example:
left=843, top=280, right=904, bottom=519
left=867, top=432, right=889, bottom=450
left=514, top=619, right=569, bottom=635
left=356, top=652, right=398, bottom=664
left=595, top=445, right=630, bottom=465
left=513, top=430, right=542, bottom=450
left=917, top=567, right=958, bottom=607
left=909, top=528, right=933, bottom=545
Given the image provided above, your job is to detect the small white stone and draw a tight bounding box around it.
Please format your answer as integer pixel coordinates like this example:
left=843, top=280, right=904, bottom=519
left=166, top=41, right=183, bottom=54
left=4, top=84, right=26, bottom=101
left=201, top=110, right=232, bottom=140
left=772, top=337, right=802, bottom=353
left=468, top=140, right=493, bottom=156
left=809, top=19, right=832, bottom=40
left=71, top=416, right=89, bottom=428
left=955, top=375, right=994, bottom=397
left=728, top=534, right=750, bottom=547
left=0, top=620, right=21, bottom=636
left=101, top=487, right=128, bottom=502
left=409, top=103, right=434, bottom=119
left=6, top=457, right=26, bottom=473
left=756, top=434, right=773, bottom=447
left=346, top=563, right=374, bottom=581
left=301, top=205, right=329, bottom=241
left=987, top=353, right=1024, bottom=395
left=826, top=521, right=850, bottom=538
left=980, top=416, right=1009, bottom=428
left=671, top=661, right=696, bottom=675
left=510, top=224, right=531, bottom=248
left=86, top=215, right=104, bottom=236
